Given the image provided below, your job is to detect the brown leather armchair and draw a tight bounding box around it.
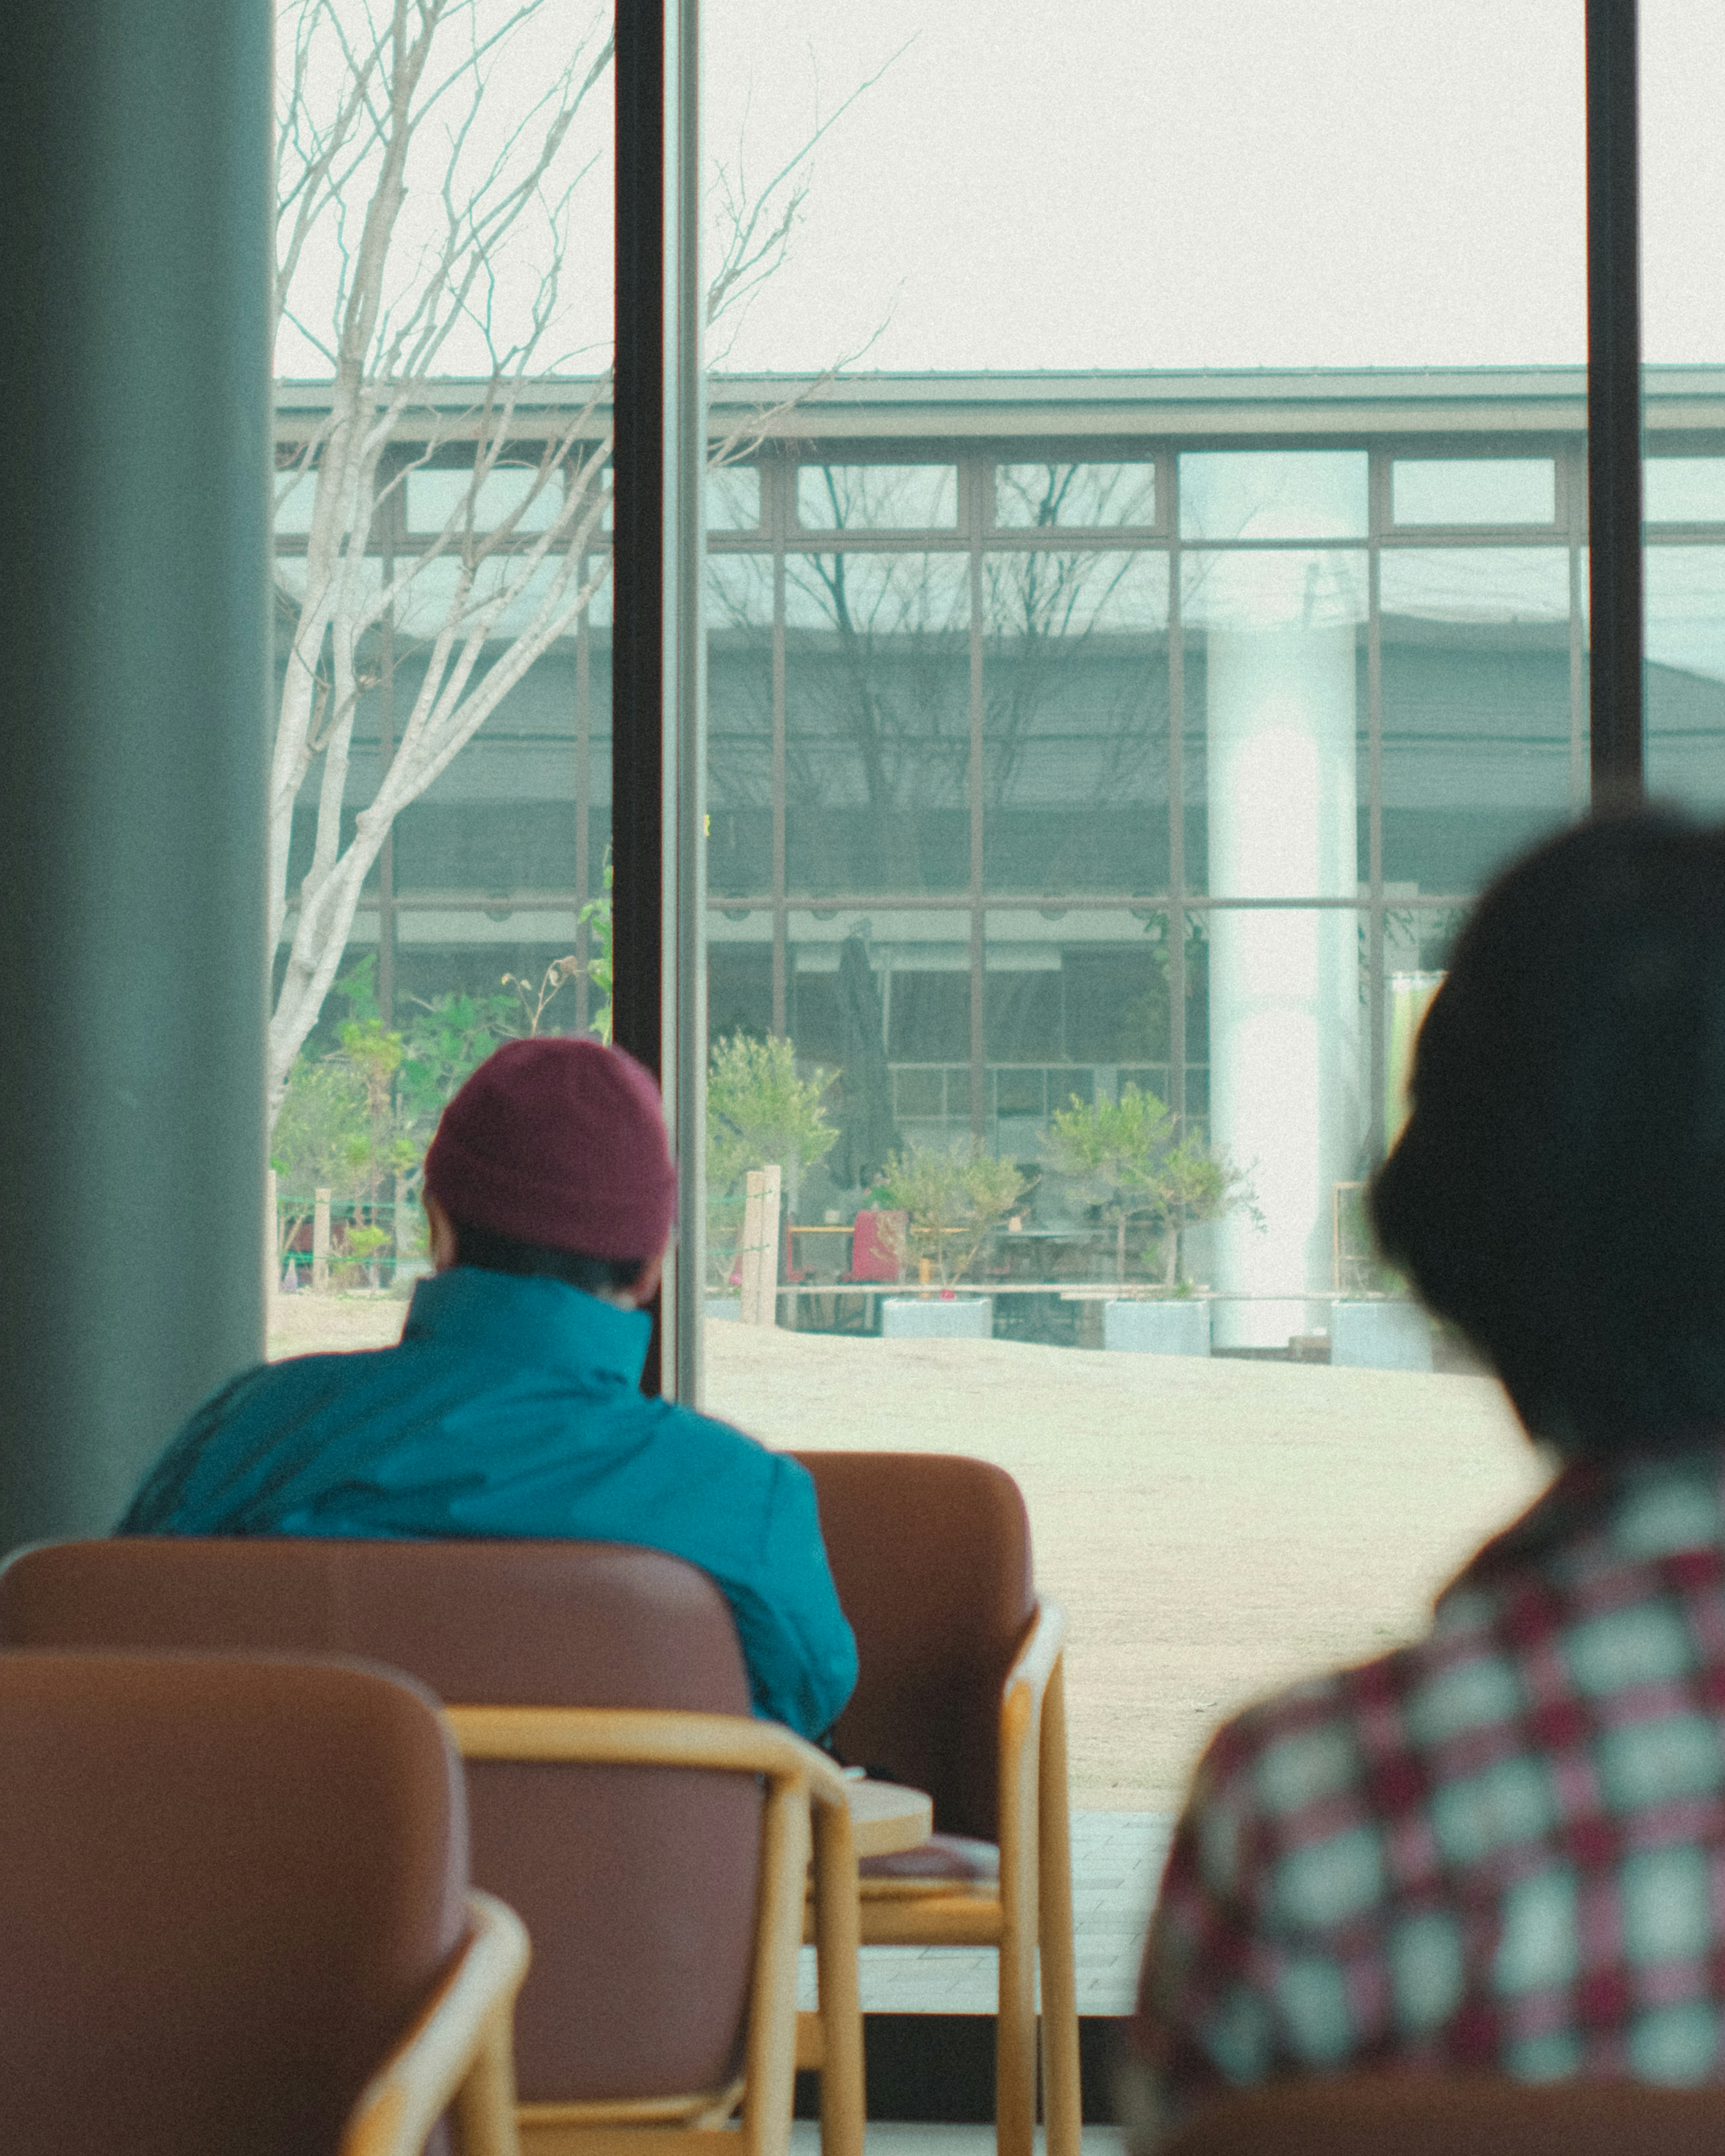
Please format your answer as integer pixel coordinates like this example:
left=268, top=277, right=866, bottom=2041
left=0, top=1648, right=526, bottom=2156
left=792, top=1450, right=1079, bottom=2156
left=0, top=1539, right=862, bottom=2156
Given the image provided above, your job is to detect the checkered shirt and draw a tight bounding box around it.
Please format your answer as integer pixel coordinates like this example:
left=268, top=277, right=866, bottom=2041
left=1127, top=1444, right=1725, bottom=2138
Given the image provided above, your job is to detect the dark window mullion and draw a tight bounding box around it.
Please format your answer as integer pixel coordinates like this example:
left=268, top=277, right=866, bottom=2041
left=1586, top=0, right=1645, bottom=801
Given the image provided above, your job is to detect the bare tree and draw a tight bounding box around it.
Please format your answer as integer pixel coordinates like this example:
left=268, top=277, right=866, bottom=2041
left=270, top=0, right=895, bottom=1123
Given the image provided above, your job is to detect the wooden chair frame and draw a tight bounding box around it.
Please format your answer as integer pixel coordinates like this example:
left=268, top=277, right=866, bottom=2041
left=445, top=1706, right=864, bottom=2156
left=345, top=1889, right=531, bottom=2156
left=799, top=1597, right=1077, bottom=2156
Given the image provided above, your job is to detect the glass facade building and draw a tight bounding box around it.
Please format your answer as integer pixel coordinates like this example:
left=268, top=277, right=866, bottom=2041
left=275, top=366, right=1725, bottom=1343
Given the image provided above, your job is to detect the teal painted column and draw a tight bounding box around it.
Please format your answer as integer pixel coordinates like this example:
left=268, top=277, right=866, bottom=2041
left=0, top=1, right=272, bottom=1544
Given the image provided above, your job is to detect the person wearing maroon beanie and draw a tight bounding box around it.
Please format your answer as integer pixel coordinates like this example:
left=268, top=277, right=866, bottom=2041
left=118, top=1038, right=857, bottom=1740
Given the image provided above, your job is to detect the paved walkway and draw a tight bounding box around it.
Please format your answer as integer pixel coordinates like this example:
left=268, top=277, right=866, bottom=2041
left=799, top=1811, right=1172, bottom=2017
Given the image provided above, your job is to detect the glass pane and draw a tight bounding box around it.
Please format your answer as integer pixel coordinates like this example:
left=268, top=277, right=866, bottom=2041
left=1641, top=6, right=1725, bottom=826
left=1646, top=547, right=1725, bottom=810
left=795, top=464, right=959, bottom=531
left=792, top=911, right=968, bottom=1182
left=405, top=463, right=567, bottom=535
left=783, top=552, right=970, bottom=893
left=982, top=551, right=1169, bottom=892
left=274, top=466, right=316, bottom=535
left=1378, top=548, right=1576, bottom=894
left=707, top=553, right=775, bottom=896
left=708, top=463, right=764, bottom=532
left=1201, top=901, right=1367, bottom=1348
left=1181, top=550, right=1368, bottom=898
left=1645, top=458, right=1725, bottom=525
left=1391, top=459, right=1557, bottom=528
left=1179, top=451, right=1369, bottom=542
left=994, top=462, right=1157, bottom=529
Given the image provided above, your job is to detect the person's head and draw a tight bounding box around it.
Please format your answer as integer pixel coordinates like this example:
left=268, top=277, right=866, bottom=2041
left=420, top=1037, right=677, bottom=1307
left=1371, top=811, right=1725, bottom=1458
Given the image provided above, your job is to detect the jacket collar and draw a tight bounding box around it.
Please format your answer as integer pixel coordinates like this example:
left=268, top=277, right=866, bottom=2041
left=400, top=1264, right=651, bottom=1387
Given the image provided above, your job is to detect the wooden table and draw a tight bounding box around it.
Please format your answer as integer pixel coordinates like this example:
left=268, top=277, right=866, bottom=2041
left=844, top=1777, right=932, bottom=1858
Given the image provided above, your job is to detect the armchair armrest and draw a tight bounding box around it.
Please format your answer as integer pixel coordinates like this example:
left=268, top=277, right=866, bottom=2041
left=995, top=1597, right=1067, bottom=1938
left=1004, top=1596, right=1066, bottom=1715
left=442, top=1708, right=861, bottom=2156
left=342, top=1888, right=531, bottom=2156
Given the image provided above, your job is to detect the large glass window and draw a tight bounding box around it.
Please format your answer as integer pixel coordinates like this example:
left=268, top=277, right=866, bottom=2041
left=269, top=4, right=615, bottom=1310
left=692, top=1, right=1606, bottom=1837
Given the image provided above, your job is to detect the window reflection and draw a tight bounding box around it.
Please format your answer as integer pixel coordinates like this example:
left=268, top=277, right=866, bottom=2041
left=1378, top=548, right=1575, bottom=894
left=994, top=462, right=1157, bottom=530
left=783, top=552, right=970, bottom=894
left=708, top=464, right=764, bottom=532
left=1179, top=451, right=1369, bottom=542
left=1647, top=547, right=1725, bottom=808
left=795, top=464, right=959, bottom=531
left=707, top=556, right=774, bottom=896
left=1645, top=459, right=1725, bottom=525
left=404, top=464, right=566, bottom=535
left=1391, top=459, right=1557, bottom=528
left=982, top=551, right=1169, bottom=893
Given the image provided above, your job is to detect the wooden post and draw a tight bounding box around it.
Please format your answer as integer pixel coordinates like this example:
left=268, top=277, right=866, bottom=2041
left=312, top=1187, right=332, bottom=1294
left=739, top=1166, right=781, bottom=1326
left=265, top=1165, right=277, bottom=1306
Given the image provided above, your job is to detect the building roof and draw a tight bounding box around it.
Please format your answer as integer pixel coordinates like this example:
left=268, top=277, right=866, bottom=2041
left=275, top=365, right=1725, bottom=443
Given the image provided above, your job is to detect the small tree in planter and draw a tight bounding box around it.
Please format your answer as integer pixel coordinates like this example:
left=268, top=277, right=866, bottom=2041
left=877, top=1145, right=1029, bottom=1289
left=706, top=1033, right=838, bottom=1289
left=1152, top=1131, right=1256, bottom=1288
left=1044, top=1082, right=1175, bottom=1282
left=1044, top=1083, right=1254, bottom=1287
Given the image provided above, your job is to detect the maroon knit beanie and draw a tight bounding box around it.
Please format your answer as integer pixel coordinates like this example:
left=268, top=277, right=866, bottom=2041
left=422, top=1037, right=677, bottom=1261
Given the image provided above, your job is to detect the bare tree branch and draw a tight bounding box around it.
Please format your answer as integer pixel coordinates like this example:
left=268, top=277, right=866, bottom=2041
left=268, top=0, right=894, bottom=1122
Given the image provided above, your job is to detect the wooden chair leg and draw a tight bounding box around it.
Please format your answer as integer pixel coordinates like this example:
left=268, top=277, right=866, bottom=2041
left=1037, top=1656, right=1081, bottom=2156
left=995, top=1895, right=1039, bottom=2156
left=811, top=1795, right=865, bottom=2156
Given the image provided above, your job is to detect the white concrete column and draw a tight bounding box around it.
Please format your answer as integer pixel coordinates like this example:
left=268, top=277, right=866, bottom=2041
left=1206, top=619, right=1360, bottom=1348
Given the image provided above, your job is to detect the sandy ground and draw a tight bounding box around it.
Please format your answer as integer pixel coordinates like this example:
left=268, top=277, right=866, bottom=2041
left=266, top=1292, right=1546, bottom=1812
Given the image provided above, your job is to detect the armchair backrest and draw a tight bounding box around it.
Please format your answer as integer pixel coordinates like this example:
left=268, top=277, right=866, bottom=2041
left=791, top=1451, right=1035, bottom=1842
left=1158, top=2076, right=1725, bottom=2156
left=0, top=1649, right=466, bottom=2156
left=0, top=1538, right=760, bottom=2106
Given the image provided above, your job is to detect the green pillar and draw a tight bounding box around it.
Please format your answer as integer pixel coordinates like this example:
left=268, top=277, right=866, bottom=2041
left=0, top=1, right=272, bottom=1545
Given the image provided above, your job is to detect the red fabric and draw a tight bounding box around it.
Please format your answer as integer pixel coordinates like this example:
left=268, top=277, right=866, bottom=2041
left=1129, top=1445, right=1725, bottom=2135
left=423, top=1038, right=676, bottom=1260
left=849, top=1209, right=905, bottom=1282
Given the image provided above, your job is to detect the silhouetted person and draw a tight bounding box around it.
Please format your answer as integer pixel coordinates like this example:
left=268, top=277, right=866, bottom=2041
left=1127, top=813, right=1725, bottom=2140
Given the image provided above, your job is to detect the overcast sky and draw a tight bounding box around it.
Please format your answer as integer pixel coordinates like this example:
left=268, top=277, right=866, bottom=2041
left=275, top=0, right=1724, bottom=380
left=703, top=0, right=1723, bottom=374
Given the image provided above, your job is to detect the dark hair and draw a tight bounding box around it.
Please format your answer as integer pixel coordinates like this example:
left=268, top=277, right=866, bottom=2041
left=1370, top=811, right=1725, bottom=1457
left=449, top=1216, right=646, bottom=1298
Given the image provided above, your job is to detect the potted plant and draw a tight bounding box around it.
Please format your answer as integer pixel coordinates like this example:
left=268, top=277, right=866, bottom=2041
left=705, top=1033, right=838, bottom=1312
left=874, top=1144, right=1028, bottom=1339
left=1045, top=1083, right=1253, bottom=1356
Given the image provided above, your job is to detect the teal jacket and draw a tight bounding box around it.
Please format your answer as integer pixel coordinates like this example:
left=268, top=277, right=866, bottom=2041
left=119, top=1266, right=858, bottom=1740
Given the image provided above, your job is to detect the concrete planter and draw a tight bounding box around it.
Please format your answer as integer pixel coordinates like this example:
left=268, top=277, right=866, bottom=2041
left=706, top=1296, right=743, bottom=1324
left=1104, top=1299, right=1212, bottom=1358
left=1331, top=1300, right=1433, bottom=1372
left=881, top=1296, right=994, bottom=1341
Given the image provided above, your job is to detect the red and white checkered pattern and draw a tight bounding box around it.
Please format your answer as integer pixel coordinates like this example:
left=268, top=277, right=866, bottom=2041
left=1128, top=1447, right=1725, bottom=2131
